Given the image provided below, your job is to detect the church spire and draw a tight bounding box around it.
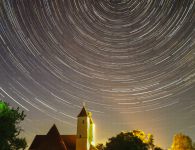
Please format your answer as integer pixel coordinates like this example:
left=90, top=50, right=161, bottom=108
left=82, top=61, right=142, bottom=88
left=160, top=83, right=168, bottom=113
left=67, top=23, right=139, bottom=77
left=77, top=106, right=88, bottom=117
left=77, top=102, right=88, bottom=117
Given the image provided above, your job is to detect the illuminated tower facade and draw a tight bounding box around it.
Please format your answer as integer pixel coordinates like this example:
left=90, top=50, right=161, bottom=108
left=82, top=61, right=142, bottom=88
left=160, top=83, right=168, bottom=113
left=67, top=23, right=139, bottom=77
left=76, top=106, right=95, bottom=150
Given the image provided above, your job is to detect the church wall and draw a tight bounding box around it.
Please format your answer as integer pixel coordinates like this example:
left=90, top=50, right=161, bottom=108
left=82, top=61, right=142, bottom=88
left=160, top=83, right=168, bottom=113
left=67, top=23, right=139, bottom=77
left=76, top=116, right=90, bottom=150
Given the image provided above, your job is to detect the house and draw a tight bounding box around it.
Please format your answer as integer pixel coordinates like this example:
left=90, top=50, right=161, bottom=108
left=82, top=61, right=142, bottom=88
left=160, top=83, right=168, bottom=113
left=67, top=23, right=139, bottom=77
left=29, top=106, right=97, bottom=150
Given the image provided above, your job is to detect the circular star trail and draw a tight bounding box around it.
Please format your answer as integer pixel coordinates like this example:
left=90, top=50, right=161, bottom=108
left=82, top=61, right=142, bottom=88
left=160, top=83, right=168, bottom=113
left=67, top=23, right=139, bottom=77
left=0, top=0, right=195, bottom=148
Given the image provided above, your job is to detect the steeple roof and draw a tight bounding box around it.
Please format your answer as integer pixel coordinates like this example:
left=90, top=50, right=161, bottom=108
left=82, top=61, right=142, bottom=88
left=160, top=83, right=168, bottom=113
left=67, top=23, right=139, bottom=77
left=45, top=124, right=67, bottom=150
left=47, top=124, right=60, bottom=137
left=77, top=106, right=88, bottom=117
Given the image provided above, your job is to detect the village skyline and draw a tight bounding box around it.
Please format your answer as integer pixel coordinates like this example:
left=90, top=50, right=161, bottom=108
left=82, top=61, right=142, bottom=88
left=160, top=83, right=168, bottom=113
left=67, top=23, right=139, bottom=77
left=0, top=0, right=195, bottom=149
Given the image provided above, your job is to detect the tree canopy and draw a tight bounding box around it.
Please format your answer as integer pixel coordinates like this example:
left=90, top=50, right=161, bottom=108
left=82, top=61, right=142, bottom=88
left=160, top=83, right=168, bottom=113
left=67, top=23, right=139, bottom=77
left=104, top=131, right=149, bottom=150
left=171, top=133, right=193, bottom=150
left=0, top=100, right=27, bottom=150
left=96, top=130, right=164, bottom=150
left=154, top=146, right=163, bottom=150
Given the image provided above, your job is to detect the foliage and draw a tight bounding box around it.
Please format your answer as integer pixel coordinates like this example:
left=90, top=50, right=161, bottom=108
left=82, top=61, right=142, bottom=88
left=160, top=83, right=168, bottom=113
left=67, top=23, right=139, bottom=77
left=96, top=143, right=105, bottom=150
left=171, top=133, right=193, bottom=150
left=104, top=131, right=148, bottom=150
left=96, top=130, right=164, bottom=150
left=0, top=100, right=27, bottom=150
left=132, top=130, right=156, bottom=149
left=132, top=130, right=152, bottom=143
left=154, top=146, right=163, bottom=150
left=189, top=142, right=195, bottom=150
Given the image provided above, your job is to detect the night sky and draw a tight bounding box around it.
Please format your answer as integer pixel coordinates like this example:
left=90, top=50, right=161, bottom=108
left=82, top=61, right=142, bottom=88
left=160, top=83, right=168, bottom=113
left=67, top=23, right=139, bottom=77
left=0, top=0, right=195, bottom=148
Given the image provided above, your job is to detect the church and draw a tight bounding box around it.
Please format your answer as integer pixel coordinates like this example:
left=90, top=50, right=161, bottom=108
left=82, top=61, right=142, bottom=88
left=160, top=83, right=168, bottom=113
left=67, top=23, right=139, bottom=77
left=29, top=106, right=97, bottom=150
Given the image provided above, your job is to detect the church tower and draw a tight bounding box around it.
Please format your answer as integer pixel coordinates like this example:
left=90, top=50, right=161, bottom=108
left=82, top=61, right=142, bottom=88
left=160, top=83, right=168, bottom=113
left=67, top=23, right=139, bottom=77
left=76, top=106, right=95, bottom=150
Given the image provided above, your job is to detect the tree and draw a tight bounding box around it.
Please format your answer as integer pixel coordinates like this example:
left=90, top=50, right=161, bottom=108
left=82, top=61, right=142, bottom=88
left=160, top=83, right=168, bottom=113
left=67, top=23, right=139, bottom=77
left=0, top=100, right=27, bottom=150
left=192, top=142, right=195, bottom=150
left=171, top=133, right=193, bottom=150
left=154, top=146, right=163, bottom=150
left=147, top=133, right=154, bottom=147
left=96, top=143, right=105, bottom=150
left=104, top=131, right=148, bottom=150
left=96, top=130, right=164, bottom=150
left=132, top=130, right=158, bottom=149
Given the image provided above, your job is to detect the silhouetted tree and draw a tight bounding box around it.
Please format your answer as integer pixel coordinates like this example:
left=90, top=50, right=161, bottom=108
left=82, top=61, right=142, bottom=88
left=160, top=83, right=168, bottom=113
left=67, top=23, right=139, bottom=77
left=96, top=130, right=164, bottom=150
left=96, top=143, right=105, bottom=150
left=147, top=134, right=154, bottom=148
left=132, top=130, right=157, bottom=149
left=154, top=146, right=163, bottom=150
left=171, top=133, right=193, bottom=150
left=192, top=142, right=195, bottom=150
left=0, top=100, right=27, bottom=150
left=104, top=131, right=148, bottom=150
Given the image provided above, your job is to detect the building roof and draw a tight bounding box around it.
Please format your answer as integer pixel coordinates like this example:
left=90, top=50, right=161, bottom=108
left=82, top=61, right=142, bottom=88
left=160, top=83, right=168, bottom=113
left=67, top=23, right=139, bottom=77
left=29, top=124, right=76, bottom=150
left=29, top=135, right=45, bottom=149
left=77, top=106, right=88, bottom=117
left=47, top=124, right=61, bottom=137
left=61, top=135, right=76, bottom=150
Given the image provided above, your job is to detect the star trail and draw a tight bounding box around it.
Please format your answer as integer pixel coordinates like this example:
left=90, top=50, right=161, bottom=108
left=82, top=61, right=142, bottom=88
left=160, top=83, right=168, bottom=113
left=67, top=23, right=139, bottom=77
left=0, top=0, right=195, bottom=148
